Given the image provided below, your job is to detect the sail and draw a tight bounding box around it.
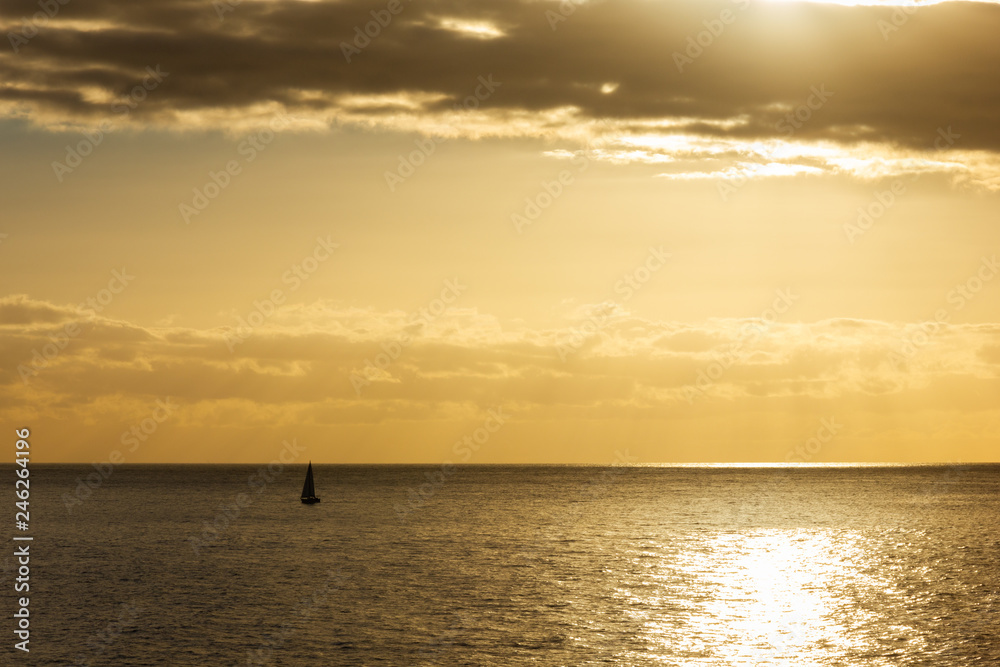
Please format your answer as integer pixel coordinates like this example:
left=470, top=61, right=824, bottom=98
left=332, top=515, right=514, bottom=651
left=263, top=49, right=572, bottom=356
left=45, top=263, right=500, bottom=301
left=301, top=462, right=316, bottom=498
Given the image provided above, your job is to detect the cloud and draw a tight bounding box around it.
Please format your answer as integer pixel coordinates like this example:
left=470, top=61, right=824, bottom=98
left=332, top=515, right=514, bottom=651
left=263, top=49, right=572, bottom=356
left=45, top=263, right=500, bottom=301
left=0, top=294, right=78, bottom=325
left=3, top=296, right=997, bottom=461
left=2, top=296, right=998, bottom=418
left=3, top=0, right=1000, bottom=183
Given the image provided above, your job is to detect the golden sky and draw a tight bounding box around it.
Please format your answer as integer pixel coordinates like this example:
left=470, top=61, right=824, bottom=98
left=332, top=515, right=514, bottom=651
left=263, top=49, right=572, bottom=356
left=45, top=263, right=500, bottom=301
left=1, top=0, right=998, bottom=462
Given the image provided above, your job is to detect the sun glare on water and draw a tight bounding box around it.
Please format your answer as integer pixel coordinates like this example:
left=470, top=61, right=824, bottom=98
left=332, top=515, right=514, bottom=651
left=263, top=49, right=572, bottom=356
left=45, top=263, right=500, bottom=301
left=615, top=529, right=916, bottom=664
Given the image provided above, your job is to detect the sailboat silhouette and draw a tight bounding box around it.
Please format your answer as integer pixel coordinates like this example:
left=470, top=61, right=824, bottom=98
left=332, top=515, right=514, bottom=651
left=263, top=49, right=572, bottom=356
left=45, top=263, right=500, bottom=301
left=301, top=461, right=320, bottom=504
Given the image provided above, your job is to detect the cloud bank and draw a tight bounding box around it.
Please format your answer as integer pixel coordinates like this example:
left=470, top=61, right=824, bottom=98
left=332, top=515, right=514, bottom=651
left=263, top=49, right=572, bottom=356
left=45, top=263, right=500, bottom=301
left=3, top=296, right=998, bottom=461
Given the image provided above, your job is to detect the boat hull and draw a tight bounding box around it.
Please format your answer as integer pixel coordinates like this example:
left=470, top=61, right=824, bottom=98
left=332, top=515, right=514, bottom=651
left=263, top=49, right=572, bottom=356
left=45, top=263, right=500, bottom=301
left=301, top=497, right=321, bottom=504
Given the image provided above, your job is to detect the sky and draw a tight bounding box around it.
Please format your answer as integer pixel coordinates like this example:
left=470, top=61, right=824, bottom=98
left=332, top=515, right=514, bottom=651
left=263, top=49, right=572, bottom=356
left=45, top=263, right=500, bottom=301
left=1, top=0, right=998, bottom=463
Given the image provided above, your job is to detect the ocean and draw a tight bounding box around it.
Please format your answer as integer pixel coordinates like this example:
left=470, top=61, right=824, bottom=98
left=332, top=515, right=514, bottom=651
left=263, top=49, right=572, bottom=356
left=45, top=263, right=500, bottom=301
left=3, top=464, right=999, bottom=665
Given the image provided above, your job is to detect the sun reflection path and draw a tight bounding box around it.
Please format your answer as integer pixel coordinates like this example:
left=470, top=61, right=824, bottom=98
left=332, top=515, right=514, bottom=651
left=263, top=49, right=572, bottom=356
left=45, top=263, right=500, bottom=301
left=614, top=529, right=914, bottom=665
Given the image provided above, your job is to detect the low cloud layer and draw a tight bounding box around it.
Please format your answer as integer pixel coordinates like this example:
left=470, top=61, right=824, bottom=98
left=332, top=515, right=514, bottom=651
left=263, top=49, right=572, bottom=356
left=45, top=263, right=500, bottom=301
left=3, top=296, right=998, bottom=461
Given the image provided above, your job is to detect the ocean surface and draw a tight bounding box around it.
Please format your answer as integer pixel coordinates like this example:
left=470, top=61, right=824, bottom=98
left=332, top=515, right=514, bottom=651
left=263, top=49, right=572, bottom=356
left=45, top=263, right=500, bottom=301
left=2, top=464, right=999, bottom=665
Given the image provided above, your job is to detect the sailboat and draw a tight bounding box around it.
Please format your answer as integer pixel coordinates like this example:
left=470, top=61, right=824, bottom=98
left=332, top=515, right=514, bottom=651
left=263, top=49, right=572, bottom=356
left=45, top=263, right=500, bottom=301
left=300, top=461, right=320, bottom=504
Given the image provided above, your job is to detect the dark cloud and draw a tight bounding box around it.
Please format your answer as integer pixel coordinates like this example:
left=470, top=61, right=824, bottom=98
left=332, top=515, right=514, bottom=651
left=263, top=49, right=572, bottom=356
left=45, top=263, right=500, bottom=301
left=2, top=0, right=999, bottom=150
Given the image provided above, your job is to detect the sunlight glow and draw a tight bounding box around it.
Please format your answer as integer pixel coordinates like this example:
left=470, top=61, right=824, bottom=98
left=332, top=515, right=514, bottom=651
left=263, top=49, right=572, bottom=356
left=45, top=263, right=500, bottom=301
left=437, top=18, right=505, bottom=39
left=614, top=529, right=917, bottom=664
